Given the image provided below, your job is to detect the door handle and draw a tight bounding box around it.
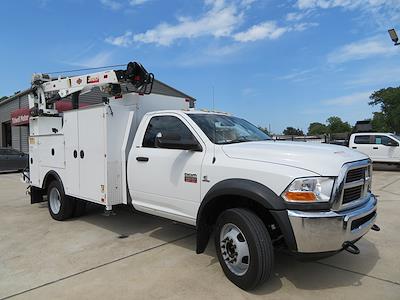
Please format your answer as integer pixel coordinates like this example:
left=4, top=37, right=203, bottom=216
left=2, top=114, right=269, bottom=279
left=352, top=147, right=357, bottom=149
left=373, top=147, right=378, bottom=150
left=136, top=156, right=149, bottom=162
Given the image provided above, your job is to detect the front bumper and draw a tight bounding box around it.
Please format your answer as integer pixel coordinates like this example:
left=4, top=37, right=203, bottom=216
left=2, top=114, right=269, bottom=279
left=287, top=194, right=377, bottom=253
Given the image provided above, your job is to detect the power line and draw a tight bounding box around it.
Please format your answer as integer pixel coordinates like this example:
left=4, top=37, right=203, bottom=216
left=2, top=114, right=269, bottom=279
left=43, top=64, right=126, bottom=75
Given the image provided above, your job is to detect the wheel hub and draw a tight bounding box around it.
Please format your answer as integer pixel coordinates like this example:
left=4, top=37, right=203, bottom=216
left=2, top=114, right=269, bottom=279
left=220, top=223, right=250, bottom=276
left=49, top=187, right=61, bottom=214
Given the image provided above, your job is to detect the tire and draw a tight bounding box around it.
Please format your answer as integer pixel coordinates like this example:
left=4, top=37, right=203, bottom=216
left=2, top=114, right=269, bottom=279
left=47, top=180, right=74, bottom=221
left=214, top=208, right=274, bottom=290
left=72, top=198, right=87, bottom=217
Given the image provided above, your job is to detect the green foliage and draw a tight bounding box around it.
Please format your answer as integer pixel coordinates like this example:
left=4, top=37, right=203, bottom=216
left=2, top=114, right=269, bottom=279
left=371, top=112, right=391, bottom=132
left=326, top=116, right=352, bottom=133
left=0, top=96, right=8, bottom=101
left=308, top=122, right=328, bottom=135
left=369, top=87, right=400, bottom=133
left=283, top=126, right=304, bottom=136
left=257, top=126, right=271, bottom=136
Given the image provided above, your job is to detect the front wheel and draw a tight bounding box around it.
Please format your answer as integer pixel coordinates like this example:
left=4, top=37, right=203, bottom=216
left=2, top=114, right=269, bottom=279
left=214, top=208, right=274, bottom=290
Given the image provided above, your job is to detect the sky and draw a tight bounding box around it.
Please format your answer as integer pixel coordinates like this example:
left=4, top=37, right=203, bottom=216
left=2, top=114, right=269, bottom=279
left=1, top=0, right=400, bottom=133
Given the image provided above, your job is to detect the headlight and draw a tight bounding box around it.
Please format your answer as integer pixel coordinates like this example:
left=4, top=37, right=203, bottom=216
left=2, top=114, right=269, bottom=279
left=282, top=177, right=335, bottom=203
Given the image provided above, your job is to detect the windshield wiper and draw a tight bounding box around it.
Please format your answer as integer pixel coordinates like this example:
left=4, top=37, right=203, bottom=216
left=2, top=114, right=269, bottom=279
left=222, top=137, right=252, bottom=144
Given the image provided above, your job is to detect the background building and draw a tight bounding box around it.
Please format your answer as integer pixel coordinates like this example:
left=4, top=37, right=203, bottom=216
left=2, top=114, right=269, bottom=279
left=0, top=79, right=195, bottom=153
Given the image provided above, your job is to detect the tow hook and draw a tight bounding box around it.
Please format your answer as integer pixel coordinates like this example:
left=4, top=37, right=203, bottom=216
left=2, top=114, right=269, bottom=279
left=371, top=224, right=381, bottom=231
left=342, top=241, right=360, bottom=255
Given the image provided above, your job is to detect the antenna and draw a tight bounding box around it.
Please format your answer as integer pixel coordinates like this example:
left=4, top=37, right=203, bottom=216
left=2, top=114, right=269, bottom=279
left=212, top=86, right=216, bottom=164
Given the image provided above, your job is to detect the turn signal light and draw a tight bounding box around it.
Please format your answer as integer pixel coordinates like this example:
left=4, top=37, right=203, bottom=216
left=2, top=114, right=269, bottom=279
left=284, top=191, right=316, bottom=202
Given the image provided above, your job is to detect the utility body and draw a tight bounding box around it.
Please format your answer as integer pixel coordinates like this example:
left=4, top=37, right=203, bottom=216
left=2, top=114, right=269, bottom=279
left=27, top=62, right=379, bottom=290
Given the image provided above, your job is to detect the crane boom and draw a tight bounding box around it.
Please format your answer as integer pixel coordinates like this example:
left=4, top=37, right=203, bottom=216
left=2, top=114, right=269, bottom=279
left=28, top=61, right=154, bottom=116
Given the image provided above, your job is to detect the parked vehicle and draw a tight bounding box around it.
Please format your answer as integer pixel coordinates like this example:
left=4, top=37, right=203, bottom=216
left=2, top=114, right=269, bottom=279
left=0, top=148, right=28, bottom=172
left=27, top=62, right=379, bottom=290
left=349, top=132, right=400, bottom=165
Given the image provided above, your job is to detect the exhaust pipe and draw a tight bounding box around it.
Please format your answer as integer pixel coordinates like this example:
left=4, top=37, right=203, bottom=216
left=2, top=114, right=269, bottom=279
left=342, top=241, right=360, bottom=255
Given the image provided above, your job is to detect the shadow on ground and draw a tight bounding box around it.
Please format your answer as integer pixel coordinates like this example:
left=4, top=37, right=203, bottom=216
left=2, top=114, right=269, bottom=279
left=373, top=163, right=400, bottom=172
left=58, top=202, right=379, bottom=295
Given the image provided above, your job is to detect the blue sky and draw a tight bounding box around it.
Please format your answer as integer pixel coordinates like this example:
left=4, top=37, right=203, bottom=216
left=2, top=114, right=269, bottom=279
left=1, top=0, right=400, bottom=133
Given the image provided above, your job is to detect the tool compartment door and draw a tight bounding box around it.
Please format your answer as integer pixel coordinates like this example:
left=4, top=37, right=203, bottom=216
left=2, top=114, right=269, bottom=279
left=78, top=107, right=107, bottom=203
left=63, top=111, right=80, bottom=196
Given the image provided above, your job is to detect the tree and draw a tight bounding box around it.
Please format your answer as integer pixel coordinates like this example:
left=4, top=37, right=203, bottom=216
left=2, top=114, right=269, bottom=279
left=308, top=122, right=328, bottom=135
left=257, top=126, right=271, bottom=136
left=371, top=112, right=391, bottom=132
left=326, top=116, right=352, bottom=133
left=0, top=96, right=7, bottom=102
left=369, top=87, right=400, bottom=133
left=283, top=126, right=304, bottom=136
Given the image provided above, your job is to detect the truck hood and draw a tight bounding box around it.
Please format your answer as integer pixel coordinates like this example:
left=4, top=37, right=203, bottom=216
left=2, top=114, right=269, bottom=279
left=221, top=141, right=368, bottom=176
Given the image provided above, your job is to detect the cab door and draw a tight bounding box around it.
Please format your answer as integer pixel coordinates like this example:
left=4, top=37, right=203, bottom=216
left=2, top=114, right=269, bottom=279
left=129, top=114, right=205, bottom=222
left=351, top=135, right=374, bottom=159
left=374, top=135, right=400, bottom=162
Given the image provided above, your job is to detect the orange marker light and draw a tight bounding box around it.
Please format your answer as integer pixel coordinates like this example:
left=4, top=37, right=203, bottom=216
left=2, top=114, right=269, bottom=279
left=284, top=191, right=316, bottom=202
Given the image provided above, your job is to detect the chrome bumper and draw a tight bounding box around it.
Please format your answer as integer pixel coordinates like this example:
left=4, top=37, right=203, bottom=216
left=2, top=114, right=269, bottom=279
left=287, top=194, right=377, bottom=253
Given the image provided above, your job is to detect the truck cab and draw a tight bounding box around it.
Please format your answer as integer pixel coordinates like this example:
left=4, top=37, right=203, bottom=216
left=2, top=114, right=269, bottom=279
left=349, top=132, right=400, bottom=164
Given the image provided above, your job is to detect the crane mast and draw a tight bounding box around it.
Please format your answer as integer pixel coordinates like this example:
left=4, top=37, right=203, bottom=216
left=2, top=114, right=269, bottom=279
left=28, top=61, right=154, bottom=116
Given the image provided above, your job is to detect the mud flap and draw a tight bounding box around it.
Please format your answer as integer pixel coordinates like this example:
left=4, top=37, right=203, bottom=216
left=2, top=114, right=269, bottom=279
left=30, top=186, right=45, bottom=204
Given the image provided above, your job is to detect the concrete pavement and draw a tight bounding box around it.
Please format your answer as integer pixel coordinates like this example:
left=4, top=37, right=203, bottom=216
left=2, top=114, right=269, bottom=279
left=0, top=164, right=399, bottom=299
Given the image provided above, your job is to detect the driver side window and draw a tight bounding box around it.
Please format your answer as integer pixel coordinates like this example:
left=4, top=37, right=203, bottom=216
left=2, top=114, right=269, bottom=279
left=142, top=116, right=197, bottom=149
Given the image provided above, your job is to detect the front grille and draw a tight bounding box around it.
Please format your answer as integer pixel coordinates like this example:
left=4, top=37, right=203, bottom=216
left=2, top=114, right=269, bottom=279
left=343, top=185, right=363, bottom=204
left=346, top=167, right=366, bottom=183
left=351, top=211, right=376, bottom=230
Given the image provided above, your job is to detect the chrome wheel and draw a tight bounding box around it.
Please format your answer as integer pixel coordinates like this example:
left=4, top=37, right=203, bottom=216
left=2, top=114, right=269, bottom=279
left=49, top=187, right=61, bottom=214
left=220, top=223, right=250, bottom=276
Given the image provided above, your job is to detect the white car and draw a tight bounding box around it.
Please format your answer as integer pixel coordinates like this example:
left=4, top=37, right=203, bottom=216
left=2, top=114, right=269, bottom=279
left=349, top=132, right=400, bottom=165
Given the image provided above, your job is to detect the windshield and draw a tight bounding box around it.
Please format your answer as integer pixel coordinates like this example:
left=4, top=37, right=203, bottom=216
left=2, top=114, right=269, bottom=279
left=391, top=134, right=400, bottom=141
left=188, top=113, right=271, bottom=144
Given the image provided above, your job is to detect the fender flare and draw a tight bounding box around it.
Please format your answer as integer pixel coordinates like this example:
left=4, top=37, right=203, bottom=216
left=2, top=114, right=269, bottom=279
left=195, top=178, right=296, bottom=253
left=42, top=170, right=63, bottom=190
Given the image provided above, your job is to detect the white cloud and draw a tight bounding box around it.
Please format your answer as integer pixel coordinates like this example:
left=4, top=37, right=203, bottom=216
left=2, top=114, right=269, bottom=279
left=73, top=51, right=114, bottom=68
left=105, top=0, right=316, bottom=47
left=286, top=11, right=310, bottom=21
left=294, top=0, right=400, bottom=27
left=278, top=68, right=317, bottom=82
left=100, top=0, right=122, bottom=10
left=234, top=21, right=288, bottom=42
left=105, top=31, right=132, bottom=47
left=327, top=35, right=398, bottom=64
left=133, top=1, right=243, bottom=46
left=322, top=91, right=371, bottom=106
left=345, top=65, right=400, bottom=87
left=129, top=0, right=150, bottom=6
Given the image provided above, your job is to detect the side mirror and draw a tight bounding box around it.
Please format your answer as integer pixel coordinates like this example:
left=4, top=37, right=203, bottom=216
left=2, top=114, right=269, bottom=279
left=386, top=140, right=399, bottom=147
left=155, top=132, right=202, bottom=151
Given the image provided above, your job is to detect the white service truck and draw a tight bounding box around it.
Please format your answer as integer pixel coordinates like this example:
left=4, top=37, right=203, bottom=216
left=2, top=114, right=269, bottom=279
left=27, top=62, right=379, bottom=290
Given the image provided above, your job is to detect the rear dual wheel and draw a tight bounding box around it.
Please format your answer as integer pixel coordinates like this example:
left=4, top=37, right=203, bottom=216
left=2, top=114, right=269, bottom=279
left=47, top=180, right=86, bottom=220
left=214, top=208, right=274, bottom=290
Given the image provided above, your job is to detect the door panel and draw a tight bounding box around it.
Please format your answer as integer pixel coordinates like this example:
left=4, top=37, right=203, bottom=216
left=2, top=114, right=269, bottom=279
left=78, top=108, right=106, bottom=203
left=63, top=112, right=80, bottom=196
left=130, top=115, right=205, bottom=220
